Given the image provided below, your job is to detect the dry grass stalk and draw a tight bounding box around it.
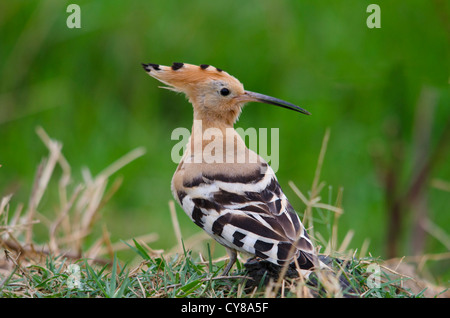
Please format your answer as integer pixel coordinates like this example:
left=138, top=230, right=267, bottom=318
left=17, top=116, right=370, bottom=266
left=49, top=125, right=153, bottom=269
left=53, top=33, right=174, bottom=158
left=169, top=200, right=183, bottom=252
left=0, top=127, right=149, bottom=267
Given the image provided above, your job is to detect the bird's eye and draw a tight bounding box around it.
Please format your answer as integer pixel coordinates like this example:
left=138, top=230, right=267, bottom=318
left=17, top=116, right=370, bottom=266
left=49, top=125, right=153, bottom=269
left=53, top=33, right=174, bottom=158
left=220, top=88, right=230, bottom=96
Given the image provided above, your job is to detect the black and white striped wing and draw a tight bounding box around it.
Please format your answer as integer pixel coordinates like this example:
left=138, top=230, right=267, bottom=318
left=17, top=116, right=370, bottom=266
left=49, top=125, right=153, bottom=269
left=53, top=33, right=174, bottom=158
left=176, top=165, right=316, bottom=268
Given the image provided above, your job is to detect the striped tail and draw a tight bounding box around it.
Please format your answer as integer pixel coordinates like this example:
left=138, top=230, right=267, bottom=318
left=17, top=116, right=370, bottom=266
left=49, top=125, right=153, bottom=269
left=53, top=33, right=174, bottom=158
left=244, top=255, right=358, bottom=297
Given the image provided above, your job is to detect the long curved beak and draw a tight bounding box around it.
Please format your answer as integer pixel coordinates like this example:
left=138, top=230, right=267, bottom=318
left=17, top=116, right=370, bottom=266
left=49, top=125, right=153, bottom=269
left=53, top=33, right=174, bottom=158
left=240, top=90, right=310, bottom=115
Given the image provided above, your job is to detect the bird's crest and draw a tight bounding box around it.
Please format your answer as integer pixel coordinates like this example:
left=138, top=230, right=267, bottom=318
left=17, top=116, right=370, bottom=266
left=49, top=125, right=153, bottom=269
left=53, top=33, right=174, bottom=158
left=142, top=62, right=240, bottom=94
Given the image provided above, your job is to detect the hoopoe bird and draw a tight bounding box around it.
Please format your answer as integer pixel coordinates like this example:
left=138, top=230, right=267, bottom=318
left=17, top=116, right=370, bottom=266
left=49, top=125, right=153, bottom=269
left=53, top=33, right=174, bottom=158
left=141, top=62, right=317, bottom=277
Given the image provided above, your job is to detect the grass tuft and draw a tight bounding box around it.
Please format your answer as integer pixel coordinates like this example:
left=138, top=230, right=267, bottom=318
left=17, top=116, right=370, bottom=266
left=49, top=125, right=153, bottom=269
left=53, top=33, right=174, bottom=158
left=1, top=128, right=448, bottom=298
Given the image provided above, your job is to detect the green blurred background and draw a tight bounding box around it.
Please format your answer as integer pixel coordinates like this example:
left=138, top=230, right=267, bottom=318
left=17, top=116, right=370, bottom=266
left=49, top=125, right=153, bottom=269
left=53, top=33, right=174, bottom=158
left=1, top=1, right=449, bottom=279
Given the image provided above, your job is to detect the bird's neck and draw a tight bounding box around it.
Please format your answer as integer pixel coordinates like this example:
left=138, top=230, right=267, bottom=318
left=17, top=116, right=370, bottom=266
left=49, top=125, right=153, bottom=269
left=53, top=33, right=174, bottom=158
left=189, top=117, right=236, bottom=150
left=190, top=109, right=235, bottom=145
left=192, top=103, right=240, bottom=128
left=184, top=116, right=257, bottom=165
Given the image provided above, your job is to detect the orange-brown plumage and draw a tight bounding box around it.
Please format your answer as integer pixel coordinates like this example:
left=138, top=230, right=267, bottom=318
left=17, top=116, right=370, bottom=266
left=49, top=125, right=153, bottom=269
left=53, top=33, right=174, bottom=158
left=142, top=62, right=314, bottom=275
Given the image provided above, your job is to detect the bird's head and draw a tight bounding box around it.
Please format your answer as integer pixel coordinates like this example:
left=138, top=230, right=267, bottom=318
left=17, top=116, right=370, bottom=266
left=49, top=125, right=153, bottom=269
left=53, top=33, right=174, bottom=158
left=142, top=62, right=309, bottom=127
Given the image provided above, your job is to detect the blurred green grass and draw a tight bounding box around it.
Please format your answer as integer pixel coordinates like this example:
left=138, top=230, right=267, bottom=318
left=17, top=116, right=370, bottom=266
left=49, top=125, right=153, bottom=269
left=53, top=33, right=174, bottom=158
left=0, top=0, right=449, bottom=277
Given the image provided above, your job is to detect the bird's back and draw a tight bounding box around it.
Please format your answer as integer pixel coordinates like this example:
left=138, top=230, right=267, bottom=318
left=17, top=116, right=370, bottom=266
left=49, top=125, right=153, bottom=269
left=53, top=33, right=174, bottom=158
left=172, top=128, right=317, bottom=269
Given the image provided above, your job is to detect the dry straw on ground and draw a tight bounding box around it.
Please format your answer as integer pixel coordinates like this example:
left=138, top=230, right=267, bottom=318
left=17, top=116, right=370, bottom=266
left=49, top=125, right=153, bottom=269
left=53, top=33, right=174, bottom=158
left=1, top=127, right=448, bottom=298
left=0, top=127, right=149, bottom=271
